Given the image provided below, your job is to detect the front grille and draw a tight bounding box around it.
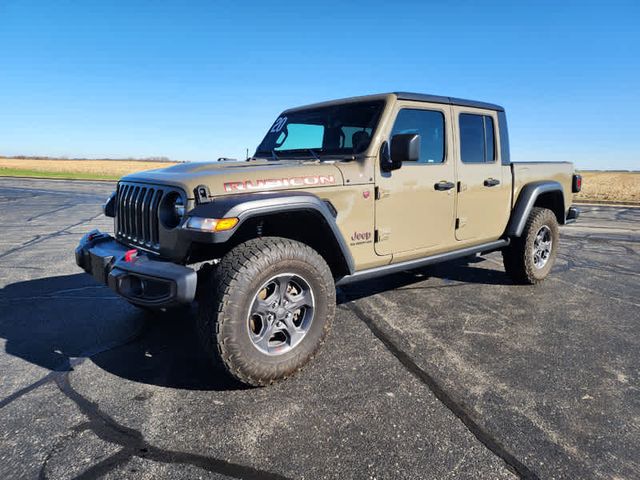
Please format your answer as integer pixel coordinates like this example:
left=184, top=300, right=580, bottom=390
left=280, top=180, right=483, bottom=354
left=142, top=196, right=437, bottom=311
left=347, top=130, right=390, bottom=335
left=115, top=182, right=177, bottom=251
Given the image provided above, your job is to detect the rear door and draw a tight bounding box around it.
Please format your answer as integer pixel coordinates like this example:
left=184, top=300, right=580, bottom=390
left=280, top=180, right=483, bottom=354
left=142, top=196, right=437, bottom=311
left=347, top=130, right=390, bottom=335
left=374, top=102, right=456, bottom=256
left=453, top=107, right=511, bottom=242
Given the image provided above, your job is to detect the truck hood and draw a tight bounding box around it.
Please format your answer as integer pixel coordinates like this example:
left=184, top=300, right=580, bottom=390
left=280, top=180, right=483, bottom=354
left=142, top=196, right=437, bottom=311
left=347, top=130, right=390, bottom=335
left=121, top=160, right=344, bottom=198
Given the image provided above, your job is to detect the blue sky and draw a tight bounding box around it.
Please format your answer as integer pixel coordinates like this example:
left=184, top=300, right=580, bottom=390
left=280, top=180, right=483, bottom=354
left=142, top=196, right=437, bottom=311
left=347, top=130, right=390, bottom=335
left=0, top=0, right=638, bottom=170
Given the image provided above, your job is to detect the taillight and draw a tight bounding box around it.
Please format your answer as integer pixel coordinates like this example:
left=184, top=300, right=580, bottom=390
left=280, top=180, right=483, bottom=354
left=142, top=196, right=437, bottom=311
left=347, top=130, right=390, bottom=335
left=572, top=174, right=582, bottom=193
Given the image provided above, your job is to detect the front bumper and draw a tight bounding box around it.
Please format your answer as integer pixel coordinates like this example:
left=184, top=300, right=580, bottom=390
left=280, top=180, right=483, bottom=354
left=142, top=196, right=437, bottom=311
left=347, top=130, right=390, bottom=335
left=75, top=230, right=197, bottom=308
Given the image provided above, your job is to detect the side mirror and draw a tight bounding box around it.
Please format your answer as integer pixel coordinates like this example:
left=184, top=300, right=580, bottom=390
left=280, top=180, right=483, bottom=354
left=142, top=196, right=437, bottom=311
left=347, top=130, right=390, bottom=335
left=391, top=133, right=420, bottom=163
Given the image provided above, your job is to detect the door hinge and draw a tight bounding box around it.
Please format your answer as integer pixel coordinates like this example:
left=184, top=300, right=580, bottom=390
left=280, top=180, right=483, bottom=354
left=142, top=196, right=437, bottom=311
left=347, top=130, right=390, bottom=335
left=194, top=184, right=211, bottom=204
left=375, top=186, right=390, bottom=200
left=456, top=218, right=467, bottom=229
left=375, top=228, right=390, bottom=242
left=455, top=218, right=460, bottom=229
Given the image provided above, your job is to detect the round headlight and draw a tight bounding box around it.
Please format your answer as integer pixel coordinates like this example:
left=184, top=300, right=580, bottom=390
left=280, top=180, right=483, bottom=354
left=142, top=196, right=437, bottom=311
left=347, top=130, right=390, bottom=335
left=103, top=191, right=116, bottom=217
left=160, top=192, right=185, bottom=229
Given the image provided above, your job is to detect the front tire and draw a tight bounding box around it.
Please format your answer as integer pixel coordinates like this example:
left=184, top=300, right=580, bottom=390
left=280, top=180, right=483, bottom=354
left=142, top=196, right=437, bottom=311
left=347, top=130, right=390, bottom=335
left=197, top=237, right=335, bottom=386
left=502, top=207, right=560, bottom=284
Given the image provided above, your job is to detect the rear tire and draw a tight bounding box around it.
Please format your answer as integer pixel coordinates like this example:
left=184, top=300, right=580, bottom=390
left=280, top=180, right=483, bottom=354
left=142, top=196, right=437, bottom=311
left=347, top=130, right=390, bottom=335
left=197, top=237, right=335, bottom=386
left=502, top=207, right=559, bottom=284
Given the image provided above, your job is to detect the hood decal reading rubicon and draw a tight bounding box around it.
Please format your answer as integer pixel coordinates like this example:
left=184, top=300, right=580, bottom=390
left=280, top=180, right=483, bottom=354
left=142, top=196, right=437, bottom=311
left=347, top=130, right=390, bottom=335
left=224, top=175, right=335, bottom=192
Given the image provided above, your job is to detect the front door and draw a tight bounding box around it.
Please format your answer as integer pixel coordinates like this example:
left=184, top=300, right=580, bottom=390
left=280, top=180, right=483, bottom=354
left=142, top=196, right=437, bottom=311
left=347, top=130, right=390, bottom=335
left=374, top=104, right=456, bottom=256
left=453, top=107, right=511, bottom=242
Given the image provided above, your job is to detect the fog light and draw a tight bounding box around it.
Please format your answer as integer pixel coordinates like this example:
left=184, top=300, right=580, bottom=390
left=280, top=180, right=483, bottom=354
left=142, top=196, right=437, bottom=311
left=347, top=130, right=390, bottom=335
left=119, top=275, right=144, bottom=297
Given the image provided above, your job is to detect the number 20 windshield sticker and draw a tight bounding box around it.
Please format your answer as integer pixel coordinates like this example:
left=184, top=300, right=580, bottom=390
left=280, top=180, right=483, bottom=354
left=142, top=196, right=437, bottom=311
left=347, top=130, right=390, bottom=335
left=270, top=117, right=288, bottom=133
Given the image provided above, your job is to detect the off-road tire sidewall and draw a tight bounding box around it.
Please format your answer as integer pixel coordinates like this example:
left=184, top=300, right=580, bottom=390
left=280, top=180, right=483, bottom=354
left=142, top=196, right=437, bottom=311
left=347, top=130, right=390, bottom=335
left=197, top=237, right=335, bottom=386
left=503, top=207, right=560, bottom=284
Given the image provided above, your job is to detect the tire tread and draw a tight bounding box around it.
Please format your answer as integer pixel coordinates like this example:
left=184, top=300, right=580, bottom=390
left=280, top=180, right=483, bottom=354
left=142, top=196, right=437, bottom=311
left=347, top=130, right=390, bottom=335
left=502, top=207, right=559, bottom=285
left=197, top=237, right=335, bottom=387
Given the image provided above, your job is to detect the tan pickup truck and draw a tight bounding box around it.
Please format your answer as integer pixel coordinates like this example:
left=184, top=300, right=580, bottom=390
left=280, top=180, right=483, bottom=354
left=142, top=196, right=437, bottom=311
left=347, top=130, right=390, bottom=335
left=76, top=92, right=581, bottom=386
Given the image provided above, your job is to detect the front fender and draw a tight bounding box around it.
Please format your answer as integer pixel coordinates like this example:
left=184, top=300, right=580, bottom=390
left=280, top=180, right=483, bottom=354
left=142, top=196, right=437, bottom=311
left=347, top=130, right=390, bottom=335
left=181, top=192, right=355, bottom=274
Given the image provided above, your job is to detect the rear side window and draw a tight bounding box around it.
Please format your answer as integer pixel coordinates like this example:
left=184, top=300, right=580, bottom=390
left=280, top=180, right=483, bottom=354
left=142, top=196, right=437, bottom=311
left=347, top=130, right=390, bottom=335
left=391, top=109, right=445, bottom=164
left=459, top=113, right=495, bottom=163
left=485, top=116, right=495, bottom=162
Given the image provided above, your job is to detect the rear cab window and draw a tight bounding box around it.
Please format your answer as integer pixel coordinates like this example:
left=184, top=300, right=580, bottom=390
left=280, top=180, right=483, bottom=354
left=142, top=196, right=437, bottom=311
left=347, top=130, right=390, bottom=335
left=459, top=113, right=495, bottom=163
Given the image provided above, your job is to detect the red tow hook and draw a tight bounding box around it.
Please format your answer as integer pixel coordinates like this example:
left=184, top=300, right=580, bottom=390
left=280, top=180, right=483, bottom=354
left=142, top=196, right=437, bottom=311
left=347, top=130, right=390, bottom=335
left=87, top=230, right=103, bottom=242
left=124, top=249, right=138, bottom=263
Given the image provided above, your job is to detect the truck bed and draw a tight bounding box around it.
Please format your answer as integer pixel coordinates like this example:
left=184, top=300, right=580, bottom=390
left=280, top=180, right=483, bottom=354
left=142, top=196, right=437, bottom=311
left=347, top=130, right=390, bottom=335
left=511, top=162, right=574, bottom=213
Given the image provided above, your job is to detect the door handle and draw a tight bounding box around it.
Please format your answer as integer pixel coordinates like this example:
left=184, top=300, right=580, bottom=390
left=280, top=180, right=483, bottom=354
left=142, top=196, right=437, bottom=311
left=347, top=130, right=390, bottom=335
left=483, top=178, right=500, bottom=187
left=434, top=181, right=455, bottom=191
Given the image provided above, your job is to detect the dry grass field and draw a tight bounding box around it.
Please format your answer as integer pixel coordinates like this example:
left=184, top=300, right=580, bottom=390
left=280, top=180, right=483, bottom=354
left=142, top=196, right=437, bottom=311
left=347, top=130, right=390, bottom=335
left=0, top=158, right=637, bottom=204
left=575, top=171, right=639, bottom=204
left=0, top=158, right=178, bottom=180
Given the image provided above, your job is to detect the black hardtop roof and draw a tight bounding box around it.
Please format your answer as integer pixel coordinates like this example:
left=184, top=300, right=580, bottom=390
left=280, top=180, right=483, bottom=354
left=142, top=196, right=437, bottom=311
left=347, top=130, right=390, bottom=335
left=284, top=92, right=504, bottom=113
left=394, top=92, right=504, bottom=112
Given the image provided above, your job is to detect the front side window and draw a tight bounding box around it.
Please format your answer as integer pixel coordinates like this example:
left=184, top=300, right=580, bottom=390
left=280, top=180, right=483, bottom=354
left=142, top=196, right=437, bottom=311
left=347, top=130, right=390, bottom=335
left=459, top=113, right=495, bottom=163
left=390, top=109, right=445, bottom=164
left=256, top=101, right=384, bottom=158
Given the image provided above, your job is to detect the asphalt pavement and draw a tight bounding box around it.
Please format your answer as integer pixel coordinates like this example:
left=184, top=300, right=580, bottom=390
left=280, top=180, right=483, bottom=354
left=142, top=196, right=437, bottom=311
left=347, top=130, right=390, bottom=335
left=0, top=177, right=638, bottom=479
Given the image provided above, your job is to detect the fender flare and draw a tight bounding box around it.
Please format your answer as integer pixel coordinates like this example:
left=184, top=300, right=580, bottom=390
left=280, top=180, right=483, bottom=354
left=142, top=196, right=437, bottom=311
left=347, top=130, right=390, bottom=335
left=184, top=191, right=355, bottom=274
left=506, top=181, right=564, bottom=237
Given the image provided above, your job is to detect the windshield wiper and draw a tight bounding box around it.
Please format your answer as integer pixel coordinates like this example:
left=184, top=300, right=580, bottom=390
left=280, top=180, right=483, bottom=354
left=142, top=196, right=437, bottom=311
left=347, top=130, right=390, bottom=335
left=256, top=149, right=324, bottom=161
left=307, top=149, right=321, bottom=162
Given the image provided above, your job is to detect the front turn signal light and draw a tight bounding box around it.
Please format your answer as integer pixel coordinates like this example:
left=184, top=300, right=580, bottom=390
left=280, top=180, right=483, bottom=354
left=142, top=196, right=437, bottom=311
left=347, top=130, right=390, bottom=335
left=215, top=217, right=239, bottom=231
left=186, top=217, right=239, bottom=232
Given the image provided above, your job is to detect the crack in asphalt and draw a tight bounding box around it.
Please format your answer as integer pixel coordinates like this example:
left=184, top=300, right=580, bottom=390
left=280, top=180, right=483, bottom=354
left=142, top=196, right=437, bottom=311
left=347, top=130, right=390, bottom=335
left=0, top=370, right=60, bottom=409
left=0, top=212, right=103, bottom=260
left=27, top=202, right=78, bottom=222
left=0, top=323, right=291, bottom=480
left=47, top=372, right=291, bottom=480
left=0, top=331, right=141, bottom=411
left=344, top=301, right=539, bottom=480
left=38, top=425, right=85, bottom=480
left=0, top=285, right=120, bottom=305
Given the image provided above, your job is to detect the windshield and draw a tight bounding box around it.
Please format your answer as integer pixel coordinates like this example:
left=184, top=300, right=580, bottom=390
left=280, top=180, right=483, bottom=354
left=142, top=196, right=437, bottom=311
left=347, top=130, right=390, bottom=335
left=255, top=100, right=385, bottom=158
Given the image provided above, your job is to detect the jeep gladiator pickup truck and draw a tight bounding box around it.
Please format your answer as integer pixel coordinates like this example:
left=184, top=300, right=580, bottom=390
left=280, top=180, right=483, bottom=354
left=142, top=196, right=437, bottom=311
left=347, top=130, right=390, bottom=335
left=76, top=92, right=581, bottom=386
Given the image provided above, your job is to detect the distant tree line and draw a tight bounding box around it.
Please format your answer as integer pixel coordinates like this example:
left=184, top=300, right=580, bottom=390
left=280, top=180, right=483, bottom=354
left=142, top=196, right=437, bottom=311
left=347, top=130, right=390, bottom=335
left=2, top=155, right=181, bottom=163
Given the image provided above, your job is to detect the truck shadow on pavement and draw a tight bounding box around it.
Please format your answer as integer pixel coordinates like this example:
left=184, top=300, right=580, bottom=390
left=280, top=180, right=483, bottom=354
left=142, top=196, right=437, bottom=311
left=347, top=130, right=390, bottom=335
left=338, top=255, right=511, bottom=302
left=0, top=273, right=242, bottom=392
left=0, top=256, right=510, bottom=393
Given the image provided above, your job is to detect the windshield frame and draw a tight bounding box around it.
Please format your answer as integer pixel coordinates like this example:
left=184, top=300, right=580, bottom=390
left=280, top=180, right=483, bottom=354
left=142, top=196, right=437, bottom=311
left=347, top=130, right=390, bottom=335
left=254, top=100, right=386, bottom=160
